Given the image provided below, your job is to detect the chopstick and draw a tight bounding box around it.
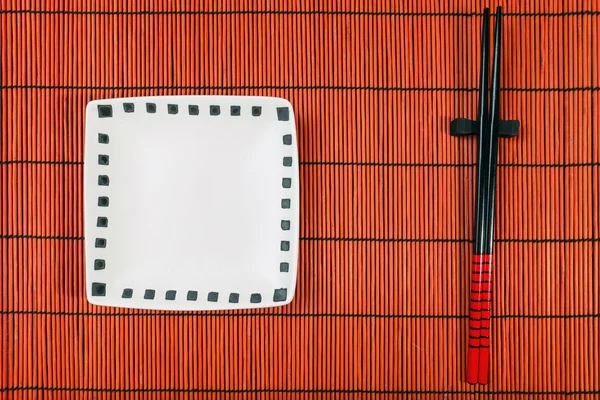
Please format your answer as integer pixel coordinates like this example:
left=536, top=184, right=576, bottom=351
left=477, top=6, right=504, bottom=385
left=450, top=6, right=519, bottom=385
left=466, top=7, right=491, bottom=385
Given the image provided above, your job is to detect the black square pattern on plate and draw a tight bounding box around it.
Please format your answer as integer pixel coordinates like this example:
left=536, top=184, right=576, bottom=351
left=168, top=104, right=179, bottom=114
left=283, top=157, right=292, bottom=167
left=97, top=217, right=108, bottom=227
left=252, top=106, right=262, bottom=116
left=123, top=103, right=135, bottom=113
left=281, top=199, right=291, bottom=209
left=229, top=293, right=239, bottom=303
left=189, top=105, right=199, bottom=115
left=95, top=238, right=106, bottom=248
left=230, top=105, right=241, bottom=116
left=98, top=196, right=109, bottom=207
left=187, top=291, right=198, bottom=301
left=277, top=107, right=289, bottom=121
left=97, top=105, right=112, bottom=118
left=210, top=105, right=220, bottom=116
left=250, top=293, right=262, bottom=303
left=144, top=289, right=155, bottom=300
left=165, top=290, right=177, bottom=300
left=122, top=288, right=133, bottom=298
left=146, top=103, right=156, bottom=113
left=273, top=288, right=287, bottom=302
left=98, top=133, right=109, bottom=144
left=98, top=155, right=109, bottom=165
left=281, top=220, right=290, bottom=230
left=207, top=292, right=219, bottom=302
left=282, top=178, right=291, bottom=188
left=280, top=262, right=289, bottom=272
left=280, top=241, right=290, bottom=251
left=283, top=134, right=292, bottom=145
left=98, top=175, right=109, bottom=186
left=92, top=282, right=106, bottom=296
left=94, top=259, right=105, bottom=270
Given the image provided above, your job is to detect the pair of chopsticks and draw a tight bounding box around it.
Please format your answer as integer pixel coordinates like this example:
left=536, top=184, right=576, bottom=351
left=450, top=6, right=519, bottom=385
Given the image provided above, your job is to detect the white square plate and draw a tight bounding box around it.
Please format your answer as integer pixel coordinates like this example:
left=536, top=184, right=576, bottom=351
left=84, top=96, right=299, bottom=310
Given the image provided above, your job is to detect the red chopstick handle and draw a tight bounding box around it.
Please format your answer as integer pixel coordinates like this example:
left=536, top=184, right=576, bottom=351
left=477, top=254, right=493, bottom=384
left=467, top=254, right=493, bottom=385
left=466, top=345, right=480, bottom=384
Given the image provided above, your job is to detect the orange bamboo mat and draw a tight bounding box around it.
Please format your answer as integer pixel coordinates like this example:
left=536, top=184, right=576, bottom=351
left=1, top=0, right=599, bottom=399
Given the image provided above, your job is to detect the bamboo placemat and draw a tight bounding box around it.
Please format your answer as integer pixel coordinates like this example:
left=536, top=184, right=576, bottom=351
left=1, top=1, right=599, bottom=399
